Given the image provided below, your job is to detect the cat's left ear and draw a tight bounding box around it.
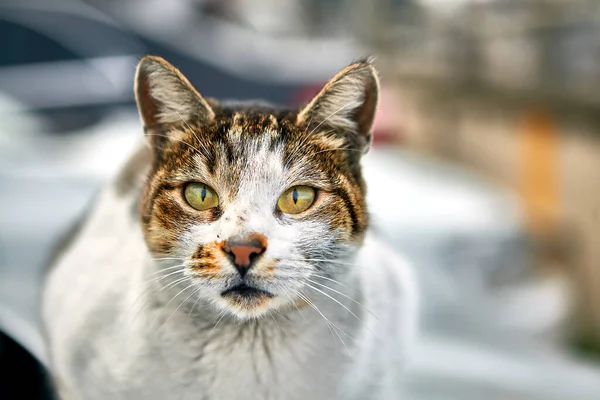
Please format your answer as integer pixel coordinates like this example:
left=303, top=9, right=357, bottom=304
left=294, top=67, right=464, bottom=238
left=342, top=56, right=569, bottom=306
left=296, top=59, right=380, bottom=153
left=134, top=55, right=215, bottom=131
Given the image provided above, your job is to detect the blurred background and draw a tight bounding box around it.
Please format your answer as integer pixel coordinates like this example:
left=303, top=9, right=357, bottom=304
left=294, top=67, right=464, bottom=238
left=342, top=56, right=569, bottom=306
left=1, top=0, right=600, bottom=398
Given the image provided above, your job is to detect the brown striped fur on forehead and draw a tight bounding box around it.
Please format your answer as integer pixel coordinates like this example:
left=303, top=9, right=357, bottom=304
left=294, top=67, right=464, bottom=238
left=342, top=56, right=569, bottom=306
left=146, top=105, right=366, bottom=179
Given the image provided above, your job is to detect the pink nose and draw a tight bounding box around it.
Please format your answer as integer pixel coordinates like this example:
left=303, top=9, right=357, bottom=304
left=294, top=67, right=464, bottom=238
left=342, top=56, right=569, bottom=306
left=222, top=235, right=267, bottom=277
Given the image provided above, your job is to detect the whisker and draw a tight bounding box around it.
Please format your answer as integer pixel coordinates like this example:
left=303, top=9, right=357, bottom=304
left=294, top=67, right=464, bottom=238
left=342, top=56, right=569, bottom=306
left=301, top=281, right=361, bottom=322
left=286, top=100, right=356, bottom=165
left=283, top=291, right=306, bottom=321
left=93, top=256, right=184, bottom=270
left=305, top=278, right=379, bottom=321
left=161, top=276, right=190, bottom=292
left=151, top=281, right=194, bottom=328
left=302, top=258, right=356, bottom=266
left=291, top=288, right=336, bottom=338
left=175, top=110, right=195, bottom=137
left=151, top=257, right=185, bottom=262
left=290, top=288, right=354, bottom=359
left=296, top=103, right=353, bottom=154
left=307, top=273, right=353, bottom=290
left=210, top=311, right=227, bottom=334
left=308, top=102, right=355, bottom=137
left=124, top=287, right=153, bottom=327
left=283, top=257, right=356, bottom=268
left=285, top=128, right=334, bottom=167
left=188, top=290, right=203, bottom=316
left=125, top=275, right=188, bottom=327
left=304, top=280, right=381, bottom=342
left=149, top=264, right=186, bottom=276
left=142, top=268, right=184, bottom=286
left=175, top=110, right=212, bottom=159
left=163, top=285, right=200, bottom=326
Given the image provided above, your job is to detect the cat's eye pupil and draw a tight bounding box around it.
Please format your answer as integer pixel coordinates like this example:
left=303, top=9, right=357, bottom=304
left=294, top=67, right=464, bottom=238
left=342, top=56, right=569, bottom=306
left=292, top=188, right=298, bottom=204
left=201, top=186, right=207, bottom=202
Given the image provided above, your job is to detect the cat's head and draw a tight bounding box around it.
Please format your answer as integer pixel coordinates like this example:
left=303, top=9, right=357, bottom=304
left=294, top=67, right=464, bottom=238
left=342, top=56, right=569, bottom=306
left=134, top=56, right=379, bottom=319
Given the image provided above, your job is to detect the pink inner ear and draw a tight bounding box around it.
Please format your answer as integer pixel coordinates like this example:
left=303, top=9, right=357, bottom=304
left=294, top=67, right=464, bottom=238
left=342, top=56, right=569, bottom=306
left=136, top=73, right=161, bottom=130
left=353, top=76, right=379, bottom=135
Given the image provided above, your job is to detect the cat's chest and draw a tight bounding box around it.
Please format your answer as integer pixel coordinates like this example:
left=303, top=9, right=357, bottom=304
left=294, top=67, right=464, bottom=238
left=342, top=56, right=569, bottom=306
left=141, top=316, right=355, bottom=400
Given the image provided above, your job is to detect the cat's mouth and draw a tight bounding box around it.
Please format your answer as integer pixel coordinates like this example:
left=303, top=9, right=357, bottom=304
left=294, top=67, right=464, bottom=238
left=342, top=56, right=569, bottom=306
left=218, top=283, right=280, bottom=317
left=221, top=283, right=273, bottom=300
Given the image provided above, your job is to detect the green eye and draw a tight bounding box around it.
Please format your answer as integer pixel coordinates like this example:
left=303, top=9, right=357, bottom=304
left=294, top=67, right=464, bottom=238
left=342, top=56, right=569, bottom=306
left=277, top=186, right=316, bottom=214
left=184, top=183, right=219, bottom=210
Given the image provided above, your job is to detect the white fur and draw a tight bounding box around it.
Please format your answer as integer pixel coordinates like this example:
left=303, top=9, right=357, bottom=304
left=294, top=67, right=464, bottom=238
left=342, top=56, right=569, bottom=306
left=43, top=143, right=417, bottom=399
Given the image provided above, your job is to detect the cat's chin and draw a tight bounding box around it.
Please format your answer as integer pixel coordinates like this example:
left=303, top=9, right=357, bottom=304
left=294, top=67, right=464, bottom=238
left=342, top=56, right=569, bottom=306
left=216, top=287, right=290, bottom=320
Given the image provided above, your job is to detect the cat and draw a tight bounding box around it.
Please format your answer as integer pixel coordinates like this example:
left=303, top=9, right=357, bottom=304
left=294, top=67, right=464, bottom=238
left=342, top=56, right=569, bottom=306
left=43, top=55, right=417, bottom=400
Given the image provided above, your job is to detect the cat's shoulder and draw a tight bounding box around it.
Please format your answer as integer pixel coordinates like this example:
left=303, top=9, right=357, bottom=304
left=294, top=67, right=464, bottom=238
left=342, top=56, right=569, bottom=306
left=354, top=232, right=419, bottom=329
left=357, top=233, right=417, bottom=289
left=342, top=232, right=418, bottom=399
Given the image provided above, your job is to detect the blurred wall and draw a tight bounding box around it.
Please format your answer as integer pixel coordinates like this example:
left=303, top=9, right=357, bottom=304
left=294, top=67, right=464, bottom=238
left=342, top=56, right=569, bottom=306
left=374, top=0, right=600, bottom=340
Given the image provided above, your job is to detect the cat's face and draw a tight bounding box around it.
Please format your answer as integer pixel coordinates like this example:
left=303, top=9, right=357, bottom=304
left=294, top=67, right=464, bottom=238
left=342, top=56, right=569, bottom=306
left=135, top=56, right=379, bottom=319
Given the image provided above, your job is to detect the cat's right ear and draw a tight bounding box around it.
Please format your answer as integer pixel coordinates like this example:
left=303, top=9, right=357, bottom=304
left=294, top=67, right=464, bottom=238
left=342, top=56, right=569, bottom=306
left=296, top=60, right=379, bottom=153
left=134, top=56, right=214, bottom=138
